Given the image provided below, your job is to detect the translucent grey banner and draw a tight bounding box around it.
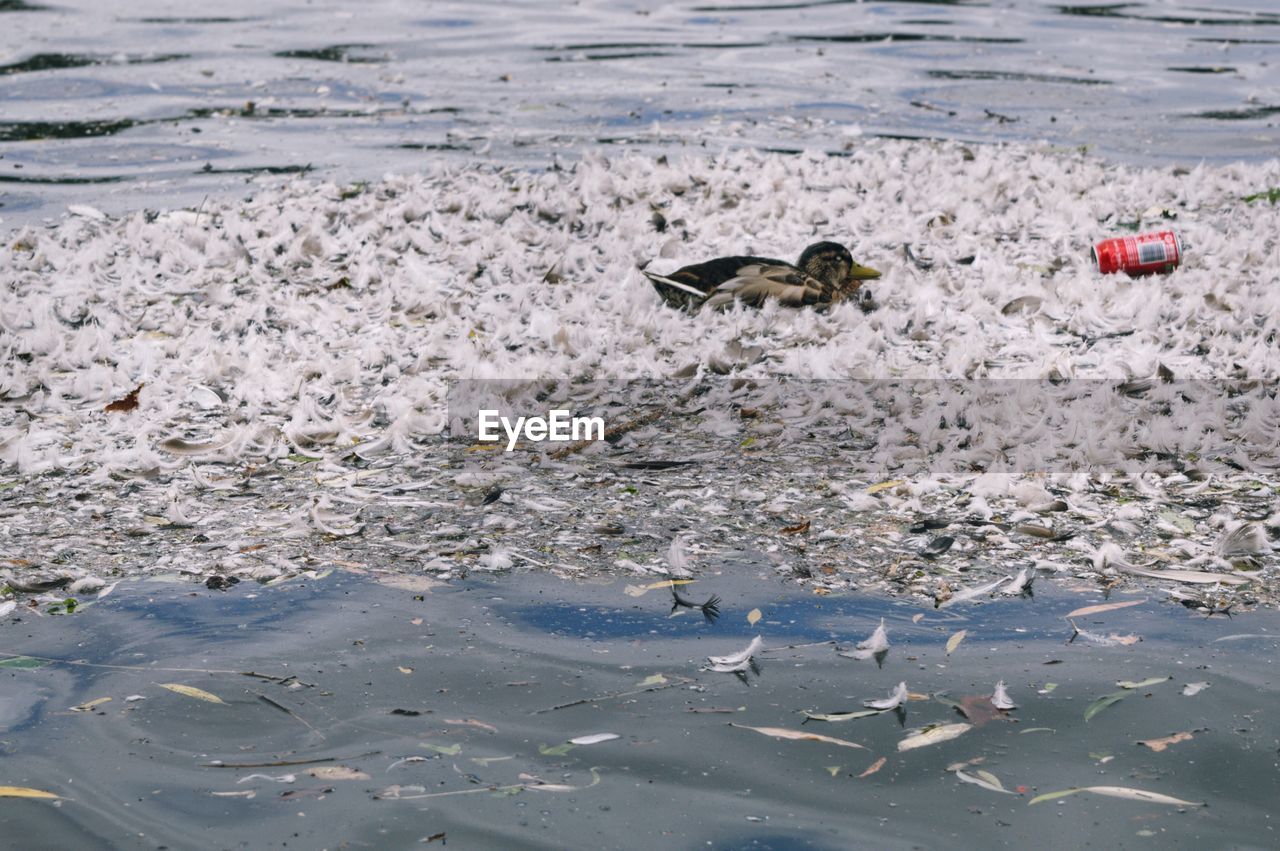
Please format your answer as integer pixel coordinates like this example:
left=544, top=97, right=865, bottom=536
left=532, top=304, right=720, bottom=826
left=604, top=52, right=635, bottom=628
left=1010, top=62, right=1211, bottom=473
left=447, top=379, right=1280, bottom=476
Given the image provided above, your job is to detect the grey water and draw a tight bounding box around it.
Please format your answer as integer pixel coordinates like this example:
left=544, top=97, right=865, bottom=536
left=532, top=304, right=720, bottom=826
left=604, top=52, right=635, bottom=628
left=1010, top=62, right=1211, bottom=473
left=2, top=570, right=1278, bottom=849
left=1, top=0, right=1278, bottom=225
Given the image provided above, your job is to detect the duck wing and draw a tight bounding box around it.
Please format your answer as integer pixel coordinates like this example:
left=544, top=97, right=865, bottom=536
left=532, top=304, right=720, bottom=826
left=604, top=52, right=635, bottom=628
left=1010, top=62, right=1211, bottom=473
left=645, top=254, right=790, bottom=309
left=702, top=263, right=826, bottom=309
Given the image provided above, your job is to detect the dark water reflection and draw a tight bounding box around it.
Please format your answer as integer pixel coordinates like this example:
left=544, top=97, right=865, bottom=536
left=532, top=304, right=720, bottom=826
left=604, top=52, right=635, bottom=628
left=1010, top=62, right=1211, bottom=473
left=1, top=570, right=1278, bottom=849
left=0, top=0, right=1277, bottom=224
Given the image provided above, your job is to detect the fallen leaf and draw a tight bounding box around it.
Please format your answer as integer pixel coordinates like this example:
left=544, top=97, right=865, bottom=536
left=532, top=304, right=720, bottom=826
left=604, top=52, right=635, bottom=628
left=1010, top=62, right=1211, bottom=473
left=624, top=579, right=692, bottom=597
left=158, top=683, right=227, bottom=705
left=307, top=766, right=370, bottom=781
left=1063, top=599, right=1146, bottom=619
left=470, top=756, right=515, bottom=767
left=521, top=767, right=602, bottom=793
left=1138, top=731, right=1193, bottom=752
left=825, top=765, right=841, bottom=777
left=781, top=520, right=810, bottom=534
left=0, top=656, right=51, bottom=670
left=1120, top=566, right=1249, bottom=586
left=538, top=742, right=575, bottom=756
left=911, top=613, right=924, bottom=624
left=0, top=786, right=59, bottom=800
left=1029, top=786, right=1203, bottom=807
left=729, top=723, right=866, bottom=750
left=1182, top=682, right=1210, bottom=696
left=746, top=608, right=762, bottom=626
left=866, top=480, right=903, bottom=494
left=398, top=666, right=414, bottom=675
left=946, top=630, right=967, bottom=654
left=568, top=733, right=620, bottom=746
left=410, top=618, right=423, bottom=626
left=70, top=697, right=112, bottom=713
left=858, top=757, right=886, bottom=778
left=955, top=769, right=1014, bottom=795
left=898, top=723, right=971, bottom=752
left=444, top=718, right=499, bottom=733
left=802, top=709, right=883, bottom=722
left=640, top=673, right=667, bottom=687
left=1117, top=676, right=1169, bottom=689
left=104, top=384, right=143, bottom=413
left=420, top=743, right=462, bottom=756
left=1084, top=691, right=1128, bottom=722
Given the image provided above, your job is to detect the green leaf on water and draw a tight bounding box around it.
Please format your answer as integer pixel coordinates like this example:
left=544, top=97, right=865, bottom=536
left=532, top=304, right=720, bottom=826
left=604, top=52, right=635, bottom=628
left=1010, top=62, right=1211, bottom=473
left=1084, top=691, right=1128, bottom=722
left=1028, top=788, right=1086, bottom=806
left=1116, top=676, right=1170, bottom=690
left=420, top=743, right=462, bottom=756
left=1242, top=188, right=1280, bottom=205
left=538, top=742, right=576, bottom=757
left=287, top=454, right=321, bottom=463
left=0, top=655, right=51, bottom=670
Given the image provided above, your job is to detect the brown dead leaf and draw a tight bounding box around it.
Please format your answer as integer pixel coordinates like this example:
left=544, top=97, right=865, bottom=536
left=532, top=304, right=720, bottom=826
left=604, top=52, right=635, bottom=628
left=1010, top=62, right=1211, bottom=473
left=1138, top=731, right=1193, bottom=753
left=781, top=520, right=811, bottom=535
left=104, top=384, right=143, bottom=413
left=858, top=756, right=887, bottom=778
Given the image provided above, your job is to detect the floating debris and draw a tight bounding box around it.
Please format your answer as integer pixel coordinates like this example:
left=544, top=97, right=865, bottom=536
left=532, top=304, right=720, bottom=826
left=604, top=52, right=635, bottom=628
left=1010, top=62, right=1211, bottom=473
left=898, top=723, right=971, bottom=752
left=706, top=636, right=763, bottom=673
left=863, top=682, right=909, bottom=711
left=991, top=681, right=1016, bottom=710
left=729, top=723, right=867, bottom=750
left=838, top=618, right=889, bottom=665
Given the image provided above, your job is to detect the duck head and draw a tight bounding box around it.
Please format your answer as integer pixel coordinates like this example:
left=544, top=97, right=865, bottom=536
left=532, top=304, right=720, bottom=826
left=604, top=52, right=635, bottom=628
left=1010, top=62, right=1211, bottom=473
left=798, top=241, right=881, bottom=300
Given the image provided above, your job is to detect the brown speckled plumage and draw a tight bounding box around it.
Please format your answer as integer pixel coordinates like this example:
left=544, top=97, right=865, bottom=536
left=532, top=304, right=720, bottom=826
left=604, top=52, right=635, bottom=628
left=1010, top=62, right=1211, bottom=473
left=643, top=241, right=880, bottom=311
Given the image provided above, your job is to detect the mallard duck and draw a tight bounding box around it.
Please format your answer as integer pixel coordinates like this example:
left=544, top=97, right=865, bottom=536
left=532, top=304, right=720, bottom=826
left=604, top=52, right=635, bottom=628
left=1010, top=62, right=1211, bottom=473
left=643, top=241, right=880, bottom=311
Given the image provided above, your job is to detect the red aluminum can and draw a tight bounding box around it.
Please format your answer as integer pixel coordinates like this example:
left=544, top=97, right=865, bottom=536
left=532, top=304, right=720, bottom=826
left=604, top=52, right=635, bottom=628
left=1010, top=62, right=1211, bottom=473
left=1092, top=230, right=1182, bottom=276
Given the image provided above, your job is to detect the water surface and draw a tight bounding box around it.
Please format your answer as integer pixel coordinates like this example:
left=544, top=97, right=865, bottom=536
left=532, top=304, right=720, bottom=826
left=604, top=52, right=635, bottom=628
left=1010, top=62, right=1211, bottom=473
left=1, top=0, right=1277, bottom=223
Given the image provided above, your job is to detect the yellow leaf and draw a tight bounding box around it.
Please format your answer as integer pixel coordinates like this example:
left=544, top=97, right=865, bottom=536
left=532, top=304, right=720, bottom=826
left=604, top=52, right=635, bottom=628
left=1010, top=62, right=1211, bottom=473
left=70, top=697, right=112, bottom=713
left=946, top=630, right=967, bottom=654
left=624, top=580, right=692, bottom=598
left=398, top=667, right=414, bottom=675
left=747, top=608, right=762, bottom=626
left=158, top=683, right=227, bottom=705
left=0, top=786, right=59, bottom=799
left=866, top=480, right=903, bottom=495
left=640, top=673, right=668, bottom=687
left=1138, top=731, right=1193, bottom=752
left=825, top=765, right=841, bottom=777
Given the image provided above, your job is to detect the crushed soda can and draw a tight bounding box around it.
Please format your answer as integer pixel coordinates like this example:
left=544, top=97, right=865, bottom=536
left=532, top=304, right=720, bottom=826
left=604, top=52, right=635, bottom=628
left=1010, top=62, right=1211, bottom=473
left=1092, top=230, right=1182, bottom=276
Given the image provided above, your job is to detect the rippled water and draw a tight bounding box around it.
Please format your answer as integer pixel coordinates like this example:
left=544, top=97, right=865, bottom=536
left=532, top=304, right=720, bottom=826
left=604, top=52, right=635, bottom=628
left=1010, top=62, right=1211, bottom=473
left=3, top=571, right=1278, bottom=849
left=1, top=0, right=1278, bottom=223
